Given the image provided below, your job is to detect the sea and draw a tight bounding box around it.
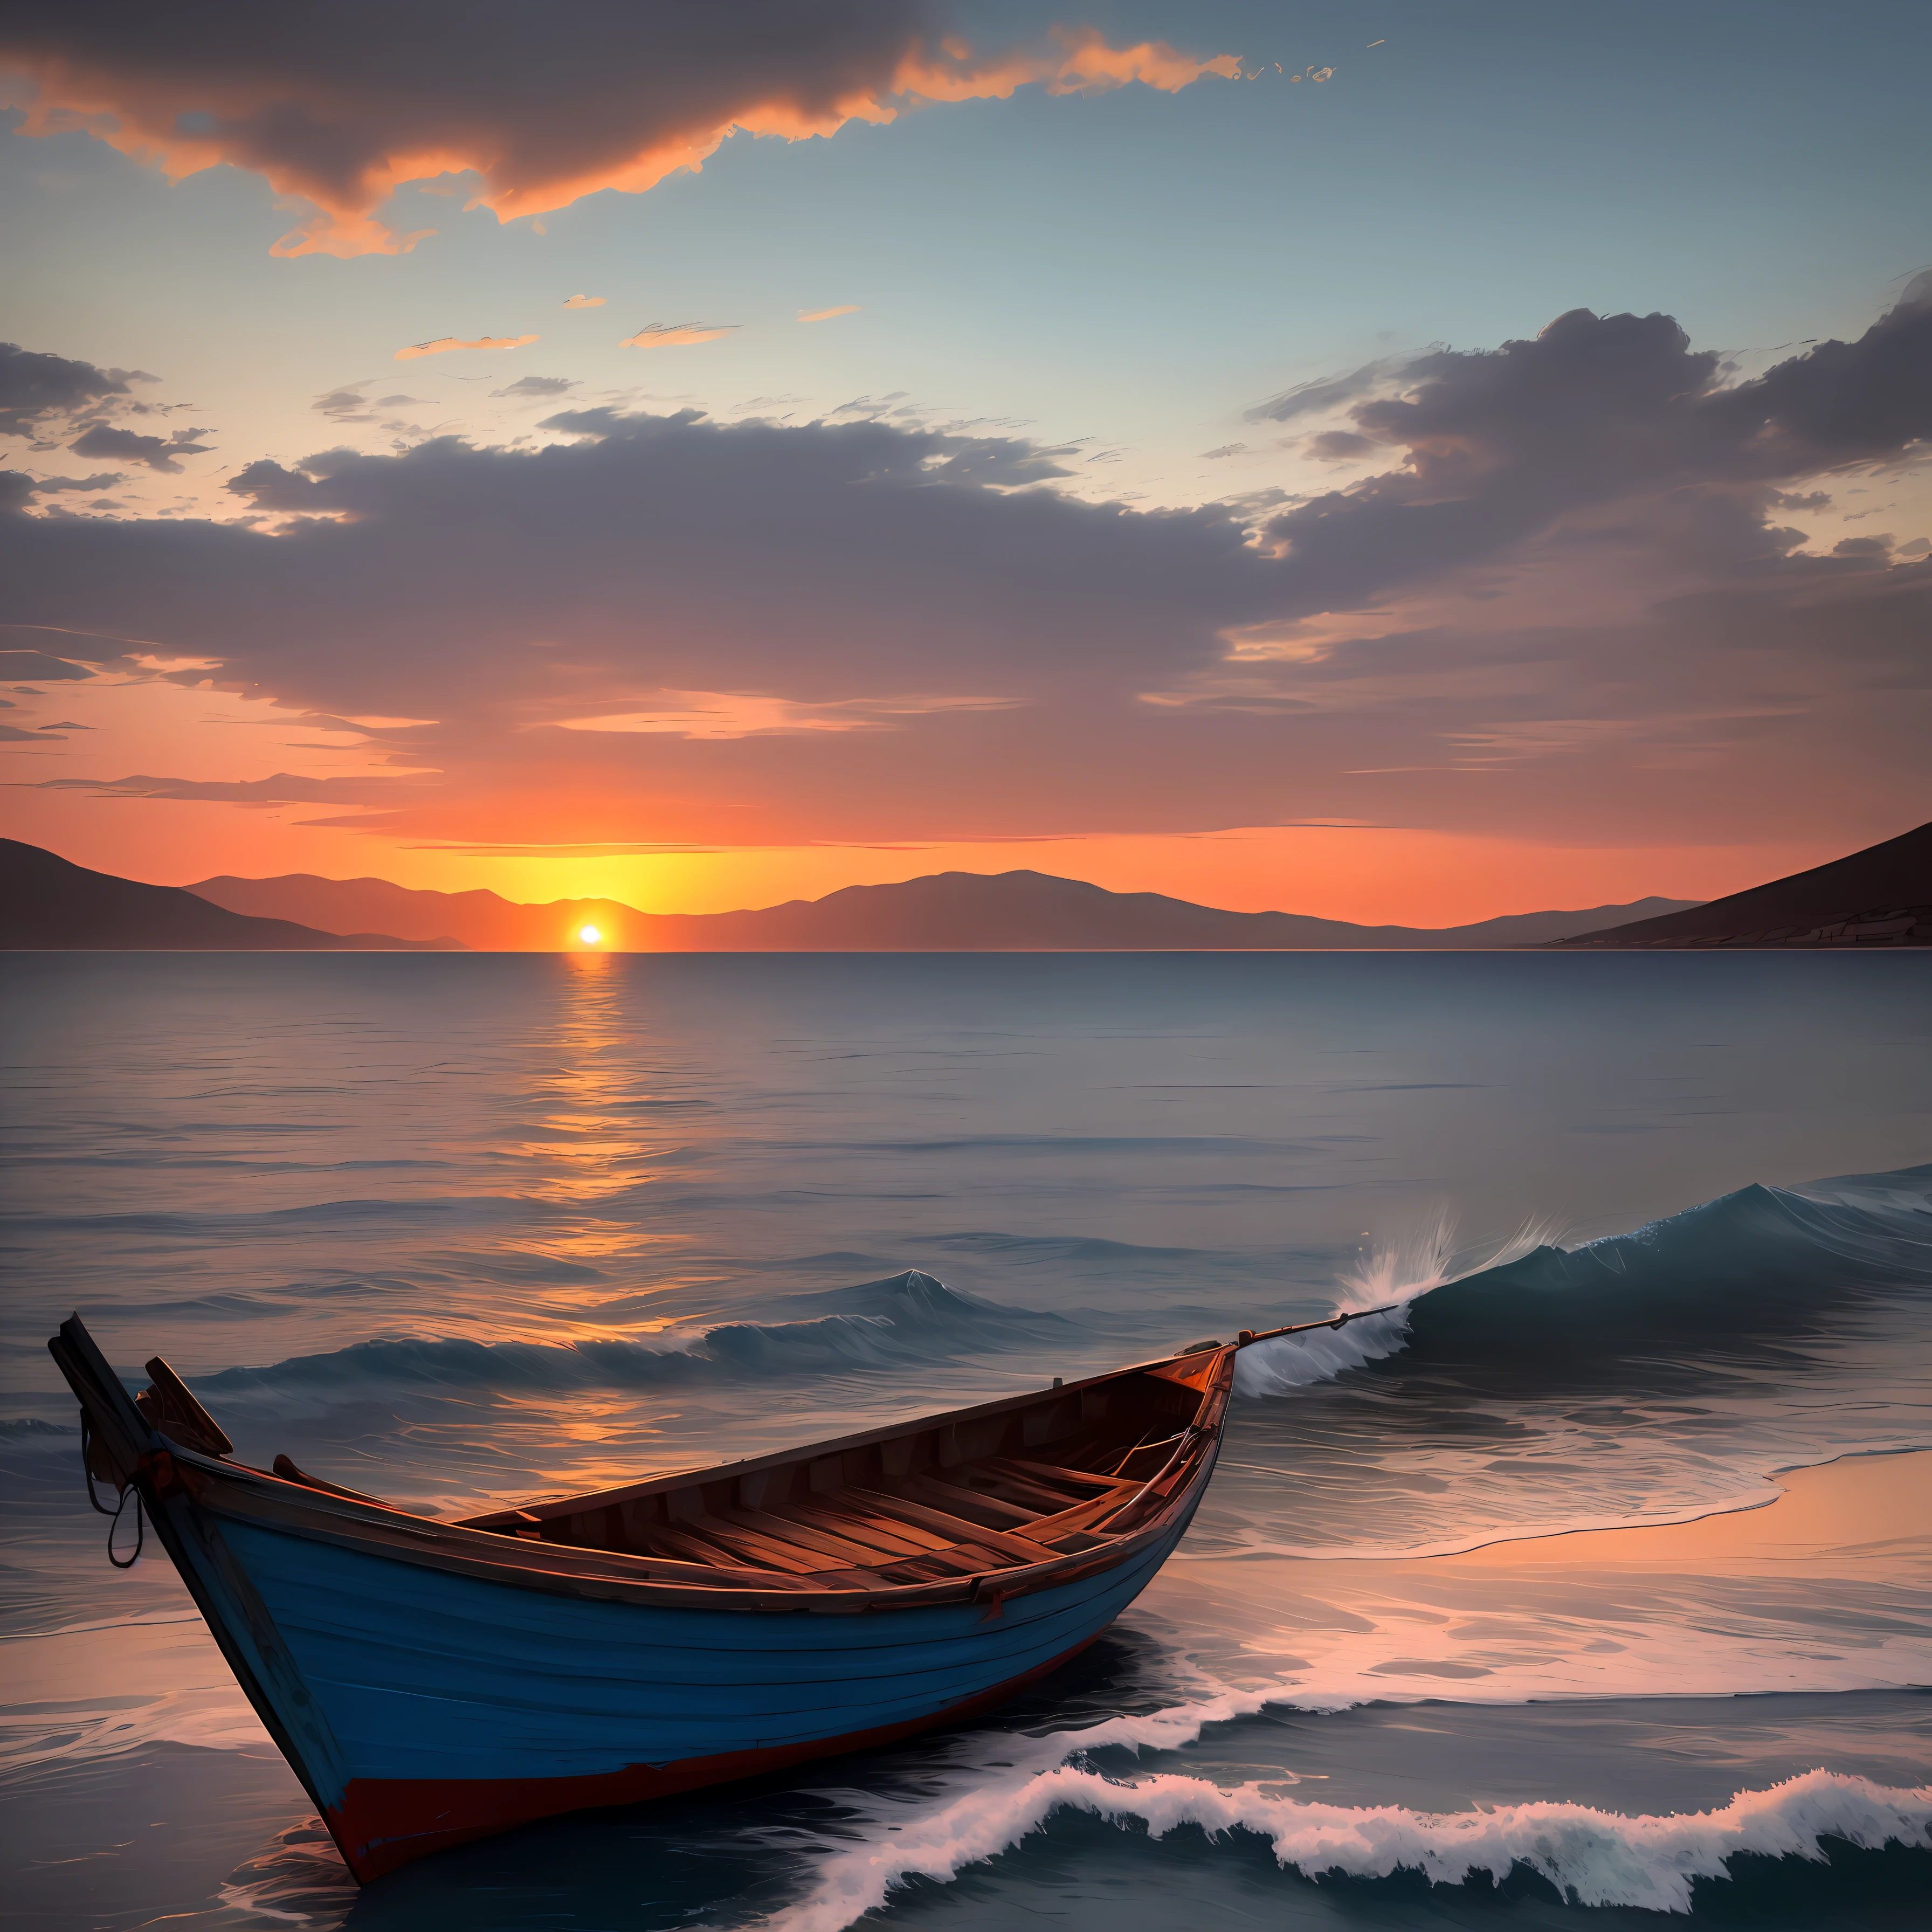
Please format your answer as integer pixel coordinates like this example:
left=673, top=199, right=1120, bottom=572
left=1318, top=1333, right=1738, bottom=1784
left=2, top=949, right=1928, bottom=1931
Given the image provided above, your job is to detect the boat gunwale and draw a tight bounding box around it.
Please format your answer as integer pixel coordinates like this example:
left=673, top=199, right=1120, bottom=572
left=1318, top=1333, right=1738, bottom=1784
left=454, top=1344, right=1229, bottom=1527
left=66, top=1335, right=1232, bottom=1616
left=165, top=1395, right=1228, bottom=1613
left=170, top=1444, right=1216, bottom=1613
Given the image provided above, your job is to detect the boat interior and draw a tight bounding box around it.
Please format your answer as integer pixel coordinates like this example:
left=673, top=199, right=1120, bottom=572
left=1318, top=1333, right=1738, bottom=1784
left=267, top=1350, right=1228, bottom=1590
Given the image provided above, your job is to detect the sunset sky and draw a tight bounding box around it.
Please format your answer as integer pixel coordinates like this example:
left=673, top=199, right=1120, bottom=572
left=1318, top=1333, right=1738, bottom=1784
left=3, top=0, right=1928, bottom=924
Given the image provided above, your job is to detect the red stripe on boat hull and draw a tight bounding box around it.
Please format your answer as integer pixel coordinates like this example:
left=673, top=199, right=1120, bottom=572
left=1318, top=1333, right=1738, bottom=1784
left=328, top=1632, right=1103, bottom=1882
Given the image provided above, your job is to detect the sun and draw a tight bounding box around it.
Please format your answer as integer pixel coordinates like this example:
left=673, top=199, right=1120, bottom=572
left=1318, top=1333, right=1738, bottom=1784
left=577, top=924, right=602, bottom=946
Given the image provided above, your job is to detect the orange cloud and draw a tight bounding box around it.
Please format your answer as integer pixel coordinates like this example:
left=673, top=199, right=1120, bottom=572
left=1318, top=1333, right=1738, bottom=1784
left=1, top=16, right=1238, bottom=256
left=550, top=691, right=1012, bottom=739
left=799, top=305, right=861, bottom=323
left=562, top=294, right=606, bottom=309
left=620, top=323, right=739, bottom=349
left=395, top=334, right=539, bottom=362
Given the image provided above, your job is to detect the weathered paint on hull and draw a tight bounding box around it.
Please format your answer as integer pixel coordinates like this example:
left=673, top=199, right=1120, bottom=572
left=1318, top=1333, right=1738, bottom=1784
left=179, top=1501, right=1199, bottom=1880
left=328, top=1636, right=1100, bottom=1879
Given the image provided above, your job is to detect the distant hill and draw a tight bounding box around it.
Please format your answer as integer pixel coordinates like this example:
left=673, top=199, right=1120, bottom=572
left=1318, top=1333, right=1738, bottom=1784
left=192, top=865, right=1701, bottom=951
left=190, top=873, right=636, bottom=950
left=1, top=841, right=461, bottom=950
left=1554, top=823, right=1930, bottom=948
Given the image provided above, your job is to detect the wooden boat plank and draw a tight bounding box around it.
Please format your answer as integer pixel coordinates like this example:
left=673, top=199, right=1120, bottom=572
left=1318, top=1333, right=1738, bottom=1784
left=711, top=1506, right=883, bottom=1569
left=870, top=1545, right=986, bottom=1580
left=447, top=1362, right=1193, bottom=1523
left=996, top=1456, right=1136, bottom=1495
left=644, top=1520, right=819, bottom=1575
left=960, top=1462, right=1095, bottom=1513
left=863, top=1477, right=1042, bottom=1539
left=898, top=1471, right=1046, bottom=1530
left=843, top=1486, right=1066, bottom=1567
left=791, top=1499, right=955, bottom=1555
left=1024, top=1439, right=1210, bottom=1542
left=767, top=1504, right=935, bottom=1561
left=674, top=1509, right=845, bottom=1574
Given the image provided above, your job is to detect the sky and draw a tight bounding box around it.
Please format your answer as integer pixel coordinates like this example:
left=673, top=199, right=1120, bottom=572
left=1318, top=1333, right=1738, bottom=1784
left=2, top=0, right=1928, bottom=925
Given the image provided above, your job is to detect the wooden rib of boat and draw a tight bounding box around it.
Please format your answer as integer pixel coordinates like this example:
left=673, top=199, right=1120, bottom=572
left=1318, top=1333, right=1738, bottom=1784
left=51, top=1312, right=1251, bottom=1882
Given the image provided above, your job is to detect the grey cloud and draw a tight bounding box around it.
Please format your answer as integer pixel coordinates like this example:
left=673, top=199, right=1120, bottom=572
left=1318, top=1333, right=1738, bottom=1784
left=0, top=3, right=1226, bottom=257
left=314, top=387, right=376, bottom=419
left=493, top=376, right=579, bottom=398
left=1246, top=355, right=1411, bottom=425
left=34, top=770, right=426, bottom=805
left=1307, top=430, right=1372, bottom=459
left=68, top=425, right=214, bottom=472
left=0, top=342, right=155, bottom=436
left=1258, top=289, right=1932, bottom=616
left=22, top=471, right=126, bottom=493
left=4, top=292, right=1927, bottom=853
left=0, top=648, right=96, bottom=680
left=25, top=408, right=1271, bottom=741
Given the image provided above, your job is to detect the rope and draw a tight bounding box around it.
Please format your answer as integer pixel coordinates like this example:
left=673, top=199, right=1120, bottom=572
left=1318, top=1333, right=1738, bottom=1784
left=106, top=1486, right=146, bottom=1569
left=80, top=1414, right=147, bottom=1568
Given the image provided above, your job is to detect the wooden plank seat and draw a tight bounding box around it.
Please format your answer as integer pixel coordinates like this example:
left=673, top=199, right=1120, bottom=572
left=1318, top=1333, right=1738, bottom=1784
left=995, top=1455, right=1136, bottom=1496
left=460, top=1361, right=1221, bottom=1583
left=895, top=1471, right=1043, bottom=1532
left=948, top=1462, right=1086, bottom=1515
left=632, top=1446, right=1157, bottom=1577
left=786, top=1499, right=951, bottom=1557
left=840, top=1485, right=1066, bottom=1568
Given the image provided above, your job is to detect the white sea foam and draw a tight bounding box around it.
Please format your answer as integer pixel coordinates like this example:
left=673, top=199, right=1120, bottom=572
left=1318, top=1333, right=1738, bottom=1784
left=1233, top=1207, right=1561, bottom=1399
left=760, top=1767, right=1931, bottom=1930
left=1232, top=1306, right=1411, bottom=1395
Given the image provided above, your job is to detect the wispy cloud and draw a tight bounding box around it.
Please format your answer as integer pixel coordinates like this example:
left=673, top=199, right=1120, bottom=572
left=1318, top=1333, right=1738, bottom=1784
left=395, top=335, right=539, bottom=362
left=313, top=384, right=376, bottom=419
left=492, top=376, right=579, bottom=398
left=1246, top=355, right=1411, bottom=425
left=620, top=323, right=741, bottom=349
left=799, top=305, right=861, bottom=323
left=18, top=471, right=123, bottom=493
left=562, top=294, right=606, bottom=309
left=550, top=691, right=1014, bottom=739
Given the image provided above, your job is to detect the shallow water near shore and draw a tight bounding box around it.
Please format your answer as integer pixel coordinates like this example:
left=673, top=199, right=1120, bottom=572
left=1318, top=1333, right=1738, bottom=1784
left=2, top=950, right=1928, bottom=1929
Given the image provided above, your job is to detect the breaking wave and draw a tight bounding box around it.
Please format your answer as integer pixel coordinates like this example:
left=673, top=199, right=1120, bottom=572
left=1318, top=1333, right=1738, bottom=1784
left=188, top=1269, right=1074, bottom=1403
left=762, top=1765, right=1932, bottom=1929
left=102, top=1164, right=1929, bottom=1422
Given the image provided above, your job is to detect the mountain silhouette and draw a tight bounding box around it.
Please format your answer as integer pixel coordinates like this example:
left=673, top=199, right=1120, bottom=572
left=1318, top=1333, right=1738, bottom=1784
left=1554, top=822, right=1930, bottom=948
left=190, top=865, right=1699, bottom=951
left=1, top=841, right=460, bottom=950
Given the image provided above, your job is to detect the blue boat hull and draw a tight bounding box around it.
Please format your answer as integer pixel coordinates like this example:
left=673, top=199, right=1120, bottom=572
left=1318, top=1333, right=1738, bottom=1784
left=50, top=1310, right=1236, bottom=1882
left=184, top=1499, right=1199, bottom=1874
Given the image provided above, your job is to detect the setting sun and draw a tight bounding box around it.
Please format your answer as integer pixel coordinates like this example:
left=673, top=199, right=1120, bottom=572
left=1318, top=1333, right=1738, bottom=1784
left=577, top=924, right=601, bottom=946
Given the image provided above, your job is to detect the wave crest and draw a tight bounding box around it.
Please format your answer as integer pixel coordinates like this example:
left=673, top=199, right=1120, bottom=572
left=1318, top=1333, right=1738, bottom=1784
left=194, top=1270, right=1068, bottom=1402
left=765, top=1768, right=1932, bottom=1930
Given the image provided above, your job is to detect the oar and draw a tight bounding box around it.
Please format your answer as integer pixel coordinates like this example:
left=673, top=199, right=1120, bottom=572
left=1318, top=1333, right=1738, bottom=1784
left=1232, top=1303, right=1401, bottom=1347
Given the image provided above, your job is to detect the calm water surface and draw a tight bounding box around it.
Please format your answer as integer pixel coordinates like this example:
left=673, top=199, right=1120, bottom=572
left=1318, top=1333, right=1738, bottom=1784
left=2, top=951, right=1928, bottom=1929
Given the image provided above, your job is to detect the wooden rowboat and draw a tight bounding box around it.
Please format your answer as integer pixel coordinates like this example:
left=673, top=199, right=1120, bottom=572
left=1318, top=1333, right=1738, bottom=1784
left=47, top=1306, right=1374, bottom=1882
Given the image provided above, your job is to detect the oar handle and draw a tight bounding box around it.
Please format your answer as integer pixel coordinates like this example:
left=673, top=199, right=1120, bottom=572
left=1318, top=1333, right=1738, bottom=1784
left=1233, top=1303, right=1401, bottom=1348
